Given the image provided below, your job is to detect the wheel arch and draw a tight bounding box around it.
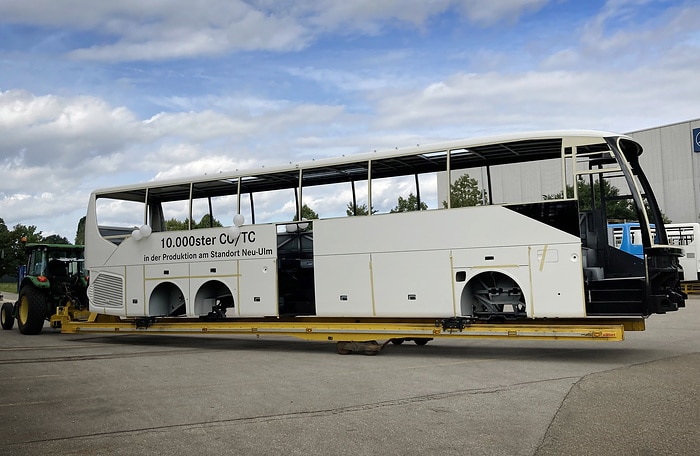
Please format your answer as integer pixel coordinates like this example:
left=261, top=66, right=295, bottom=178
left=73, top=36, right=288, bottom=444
left=459, top=269, right=528, bottom=318
left=148, top=281, right=186, bottom=317
left=193, top=280, right=235, bottom=317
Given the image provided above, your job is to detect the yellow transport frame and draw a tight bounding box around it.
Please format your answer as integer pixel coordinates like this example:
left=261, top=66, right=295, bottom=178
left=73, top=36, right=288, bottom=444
left=54, top=306, right=644, bottom=355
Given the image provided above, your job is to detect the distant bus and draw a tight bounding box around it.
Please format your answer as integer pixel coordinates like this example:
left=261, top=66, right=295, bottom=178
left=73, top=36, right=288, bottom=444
left=667, top=223, right=700, bottom=281
left=609, top=222, right=647, bottom=259
left=609, top=222, right=700, bottom=281
left=84, top=131, right=685, bottom=322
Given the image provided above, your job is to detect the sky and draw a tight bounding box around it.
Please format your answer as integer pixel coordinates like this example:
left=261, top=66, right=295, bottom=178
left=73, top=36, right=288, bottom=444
left=1, top=0, right=699, bottom=241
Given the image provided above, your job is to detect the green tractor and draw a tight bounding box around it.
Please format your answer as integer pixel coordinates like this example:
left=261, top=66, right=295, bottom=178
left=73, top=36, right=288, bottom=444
left=1, top=243, right=89, bottom=335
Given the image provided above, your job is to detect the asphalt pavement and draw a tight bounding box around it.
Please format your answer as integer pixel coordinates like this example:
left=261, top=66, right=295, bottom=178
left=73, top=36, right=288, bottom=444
left=0, top=293, right=698, bottom=455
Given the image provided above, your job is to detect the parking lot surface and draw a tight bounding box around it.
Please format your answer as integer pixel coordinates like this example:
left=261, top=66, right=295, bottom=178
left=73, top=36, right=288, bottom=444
left=1, top=293, right=698, bottom=455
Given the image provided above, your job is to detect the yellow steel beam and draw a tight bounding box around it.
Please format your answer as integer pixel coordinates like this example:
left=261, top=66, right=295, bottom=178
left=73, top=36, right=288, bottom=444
left=60, top=314, right=625, bottom=342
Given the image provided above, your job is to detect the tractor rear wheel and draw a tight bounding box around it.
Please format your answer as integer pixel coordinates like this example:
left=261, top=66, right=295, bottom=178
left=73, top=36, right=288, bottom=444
left=1, top=302, right=14, bottom=330
left=18, top=287, right=47, bottom=335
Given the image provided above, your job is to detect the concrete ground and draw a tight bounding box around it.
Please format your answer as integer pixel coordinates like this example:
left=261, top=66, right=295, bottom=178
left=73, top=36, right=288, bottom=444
left=0, top=293, right=698, bottom=456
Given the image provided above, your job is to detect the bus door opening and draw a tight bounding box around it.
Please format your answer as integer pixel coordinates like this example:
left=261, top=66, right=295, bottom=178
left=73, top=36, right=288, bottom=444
left=276, top=222, right=316, bottom=316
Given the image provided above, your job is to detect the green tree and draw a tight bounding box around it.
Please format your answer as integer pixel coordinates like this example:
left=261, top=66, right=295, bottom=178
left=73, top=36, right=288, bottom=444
left=442, top=173, right=484, bottom=208
left=543, top=179, right=667, bottom=222
left=292, top=204, right=318, bottom=231
left=346, top=202, right=376, bottom=216
left=75, top=216, right=86, bottom=245
left=292, top=204, right=318, bottom=221
left=165, top=218, right=190, bottom=231
left=0, top=223, right=43, bottom=279
left=390, top=193, right=428, bottom=213
left=164, top=214, right=224, bottom=231
left=43, top=234, right=70, bottom=244
left=195, top=214, right=223, bottom=229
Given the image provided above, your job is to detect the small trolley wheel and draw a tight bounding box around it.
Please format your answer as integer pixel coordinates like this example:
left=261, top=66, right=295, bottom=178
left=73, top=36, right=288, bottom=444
left=363, top=340, right=380, bottom=356
left=1, top=302, right=15, bottom=330
left=390, top=338, right=405, bottom=345
left=414, top=338, right=432, bottom=346
left=336, top=342, right=352, bottom=355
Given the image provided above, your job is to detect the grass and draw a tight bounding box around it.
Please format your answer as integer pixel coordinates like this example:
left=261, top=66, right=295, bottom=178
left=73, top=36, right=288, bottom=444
left=0, top=282, right=17, bottom=294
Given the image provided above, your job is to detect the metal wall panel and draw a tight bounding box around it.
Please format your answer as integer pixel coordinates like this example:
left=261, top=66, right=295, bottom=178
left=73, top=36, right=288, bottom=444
left=630, top=119, right=700, bottom=224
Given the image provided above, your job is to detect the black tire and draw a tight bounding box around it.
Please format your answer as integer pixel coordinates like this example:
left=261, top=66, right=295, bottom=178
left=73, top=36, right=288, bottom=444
left=414, top=338, right=432, bottom=346
left=1, top=302, right=15, bottom=330
left=336, top=342, right=352, bottom=355
left=17, top=287, right=47, bottom=335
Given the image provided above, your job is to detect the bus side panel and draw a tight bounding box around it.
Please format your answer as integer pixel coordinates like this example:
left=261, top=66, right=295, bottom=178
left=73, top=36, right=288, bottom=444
left=528, top=243, right=586, bottom=318
left=314, top=255, right=373, bottom=317
left=313, top=206, right=581, bottom=256
left=125, top=265, right=145, bottom=316
left=371, top=250, right=455, bottom=317
left=238, top=258, right=278, bottom=317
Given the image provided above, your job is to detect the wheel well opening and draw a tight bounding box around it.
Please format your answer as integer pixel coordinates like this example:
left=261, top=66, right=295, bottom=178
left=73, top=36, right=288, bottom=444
left=194, top=280, right=234, bottom=317
left=149, top=282, right=186, bottom=317
left=460, top=271, right=526, bottom=319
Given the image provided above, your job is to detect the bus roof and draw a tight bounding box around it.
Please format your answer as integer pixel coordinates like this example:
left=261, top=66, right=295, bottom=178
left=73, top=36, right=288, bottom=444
left=93, top=130, right=639, bottom=202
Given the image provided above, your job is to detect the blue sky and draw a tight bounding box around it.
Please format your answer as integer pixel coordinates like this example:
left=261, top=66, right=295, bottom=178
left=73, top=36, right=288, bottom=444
left=1, top=0, right=699, bottom=240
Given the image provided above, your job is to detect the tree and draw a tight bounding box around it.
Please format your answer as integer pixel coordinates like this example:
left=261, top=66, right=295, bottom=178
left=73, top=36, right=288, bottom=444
left=0, top=223, right=43, bottom=279
left=165, top=218, right=190, bottom=231
left=543, top=179, right=670, bottom=222
left=75, top=216, right=86, bottom=245
left=195, top=214, right=223, bottom=229
left=390, top=193, right=428, bottom=213
left=43, top=234, right=70, bottom=244
left=442, top=173, right=484, bottom=208
left=346, top=202, right=376, bottom=216
left=292, top=204, right=317, bottom=231
left=292, top=204, right=318, bottom=221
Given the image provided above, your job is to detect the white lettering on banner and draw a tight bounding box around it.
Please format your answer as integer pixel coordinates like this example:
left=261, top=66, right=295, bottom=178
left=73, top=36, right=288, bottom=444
left=143, top=228, right=275, bottom=263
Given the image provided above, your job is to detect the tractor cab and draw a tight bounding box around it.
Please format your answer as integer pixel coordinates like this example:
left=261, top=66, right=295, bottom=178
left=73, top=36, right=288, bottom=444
left=1, top=243, right=88, bottom=335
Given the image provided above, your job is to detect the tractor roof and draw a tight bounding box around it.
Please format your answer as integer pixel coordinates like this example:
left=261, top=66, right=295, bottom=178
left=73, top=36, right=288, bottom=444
left=25, top=243, right=85, bottom=251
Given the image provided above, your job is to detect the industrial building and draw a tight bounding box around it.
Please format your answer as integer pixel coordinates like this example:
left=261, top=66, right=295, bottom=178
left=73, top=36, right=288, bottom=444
left=628, top=118, right=700, bottom=224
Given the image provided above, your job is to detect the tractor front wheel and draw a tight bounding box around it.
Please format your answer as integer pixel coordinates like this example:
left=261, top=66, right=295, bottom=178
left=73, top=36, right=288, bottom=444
left=18, top=287, right=47, bottom=335
left=1, top=302, right=14, bottom=330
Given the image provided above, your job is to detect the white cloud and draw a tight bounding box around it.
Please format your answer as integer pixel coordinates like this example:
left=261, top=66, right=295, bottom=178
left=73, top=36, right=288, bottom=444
left=299, top=0, right=549, bottom=32
left=544, top=1, right=700, bottom=70
left=0, top=0, right=553, bottom=62
left=68, top=12, right=309, bottom=61
left=454, top=0, right=549, bottom=25
left=372, top=51, right=700, bottom=134
left=0, top=89, right=141, bottom=166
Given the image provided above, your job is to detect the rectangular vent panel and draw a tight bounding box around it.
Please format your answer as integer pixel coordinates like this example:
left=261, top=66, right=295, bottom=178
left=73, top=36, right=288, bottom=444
left=89, top=273, right=124, bottom=308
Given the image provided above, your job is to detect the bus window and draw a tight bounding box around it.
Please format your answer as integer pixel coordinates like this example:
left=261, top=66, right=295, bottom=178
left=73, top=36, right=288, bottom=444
left=95, top=197, right=145, bottom=244
left=191, top=194, right=236, bottom=229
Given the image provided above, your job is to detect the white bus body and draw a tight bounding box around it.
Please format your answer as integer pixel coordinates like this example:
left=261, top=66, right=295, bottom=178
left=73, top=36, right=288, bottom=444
left=85, top=131, right=685, bottom=322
